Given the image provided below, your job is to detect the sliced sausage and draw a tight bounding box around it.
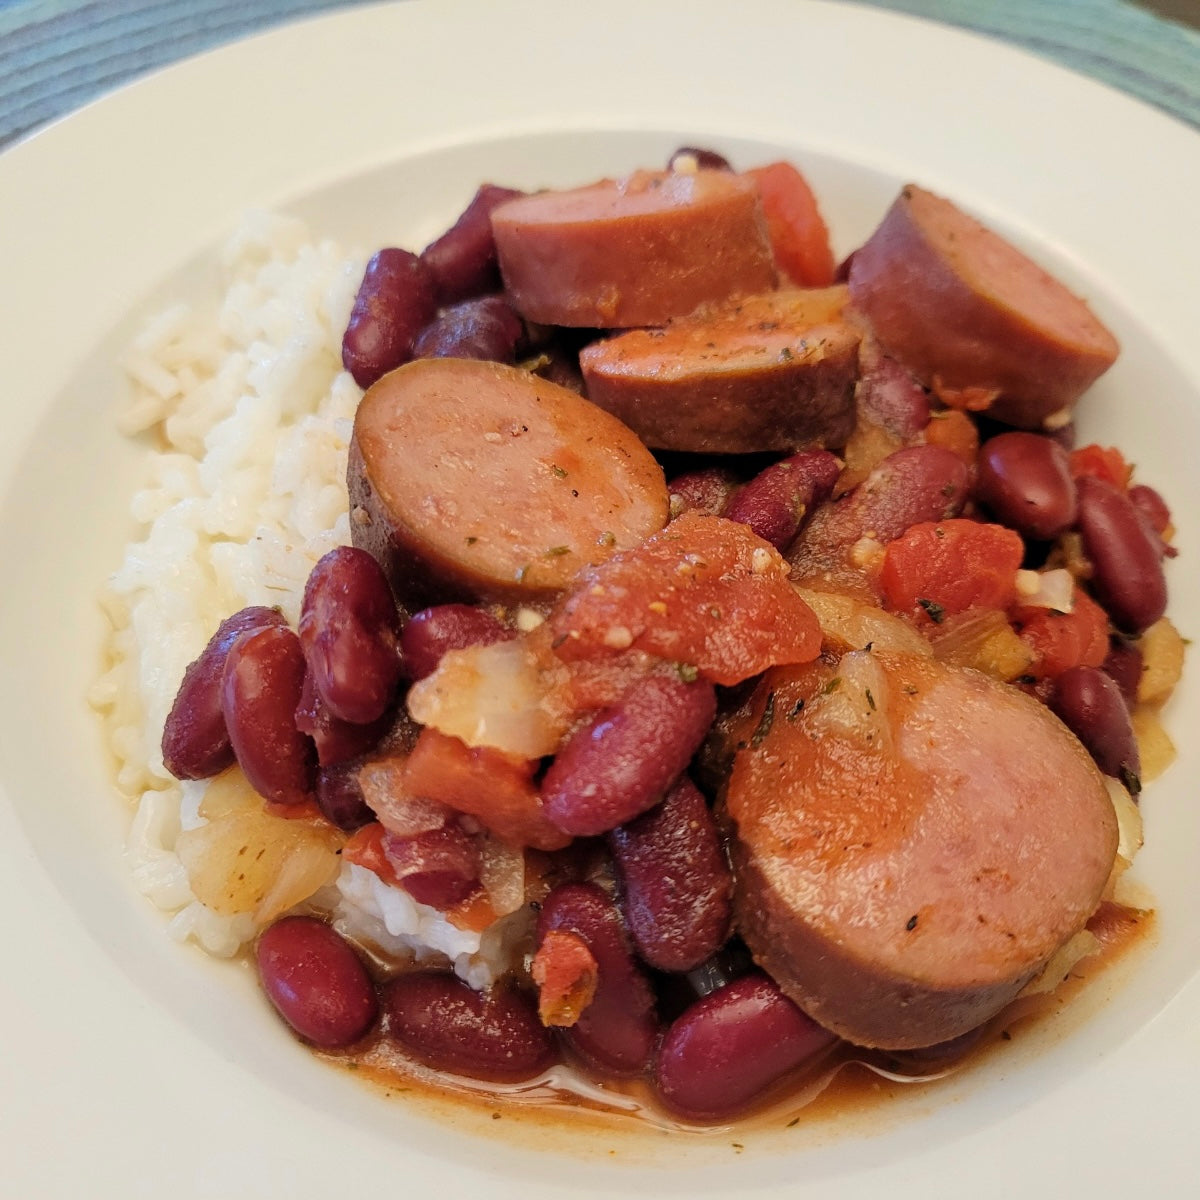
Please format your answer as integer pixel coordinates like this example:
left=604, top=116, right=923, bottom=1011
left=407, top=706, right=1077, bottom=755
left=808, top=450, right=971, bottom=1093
left=491, top=169, right=776, bottom=328
left=348, top=359, right=668, bottom=606
left=724, top=648, right=1117, bottom=1049
left=848, top=185, right=1119, bottom=428
left=579, top=288, right=859, bottom=453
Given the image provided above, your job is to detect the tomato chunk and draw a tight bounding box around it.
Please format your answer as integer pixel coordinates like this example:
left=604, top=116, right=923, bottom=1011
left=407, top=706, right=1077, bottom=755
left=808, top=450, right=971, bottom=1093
left=549, top=511, right=821, bottom=685
left=880, top=519, right=1024, bottom=622
left=403, top=729, right=570, bottom=851
left=744, top=161, right=836, bottom=287
left=1011, top=587, right=1110, bottom=679
left=1069, top=444, right=1131, bottom=491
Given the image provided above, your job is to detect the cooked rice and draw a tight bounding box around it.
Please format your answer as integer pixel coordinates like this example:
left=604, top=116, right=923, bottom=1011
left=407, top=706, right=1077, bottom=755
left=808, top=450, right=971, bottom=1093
left=90, top=212, right=513, bottom=983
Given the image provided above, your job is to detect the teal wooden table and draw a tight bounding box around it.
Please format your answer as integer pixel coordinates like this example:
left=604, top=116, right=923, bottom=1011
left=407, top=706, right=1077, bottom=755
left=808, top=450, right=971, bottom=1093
left=2, top=0, right=1198, bottom=149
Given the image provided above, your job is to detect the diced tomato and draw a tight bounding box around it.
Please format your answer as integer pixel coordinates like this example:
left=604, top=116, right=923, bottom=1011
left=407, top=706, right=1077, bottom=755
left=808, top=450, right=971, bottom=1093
left=1069, top=443, right=1131, bottom=491
left=880, top=519, right=1025, bottom=622
left=531, top=929, right=599, bottom=1027
left=1010, top=587, right=1110, bottom=679
left=744, top=161, right=836, bottom=287
left=343, top=821, right=395, bottom=882
left=402, top=728, right=570, bottom=851
left=922, top=410, right=979, bottom=467
left=549, top=511, right=822, bottom=686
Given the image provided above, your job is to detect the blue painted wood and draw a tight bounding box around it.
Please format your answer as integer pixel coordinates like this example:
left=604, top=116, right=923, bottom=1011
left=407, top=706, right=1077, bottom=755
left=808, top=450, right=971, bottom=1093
left=0, top=0, right=1197, bottom=149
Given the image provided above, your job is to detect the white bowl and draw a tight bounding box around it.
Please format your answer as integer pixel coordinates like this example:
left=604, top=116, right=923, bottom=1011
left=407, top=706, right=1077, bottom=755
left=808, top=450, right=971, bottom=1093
left=1, top=2, right=1197, bottom=1196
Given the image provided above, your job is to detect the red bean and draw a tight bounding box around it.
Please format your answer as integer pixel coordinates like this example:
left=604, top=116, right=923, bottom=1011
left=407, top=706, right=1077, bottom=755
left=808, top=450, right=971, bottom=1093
left=608, top=776, right=732, bottom=972
left=1075, top=475, right=1168, bottom=634
left=861, top=445, right=969, bottom=536
left=411, top=295, right=524, bottom=363
left=381, top=822, right=481, bottom=909
left=541, top=671, right=718, bottom=837
left=536, top=882, right=658, bottom=1075
left=529, top=342, right=586, bottom=394
left=294, top=671, right=390, bottom=767
left=655, top=972, right=836, bottom=1119
left=667, top=146, right=733, bottom=172
left=299, top=546, right=403, bottom=725
left=722, top=450, right=840, bottom=550
left=975, top=431, right=1077, bottom=540
left=382, top=972, right=556, bottom=1082
left=666, top=466, right=738, bottom=519
left=399, top=604, right=513, bottom=681
left=1049, top=665, right=1141, bottom=792
left=1128, top=483, right=1172, bottom=536
left=342, top=249, right=438, bottom=389
left=1101, top=637, right=1143, bottom=705
left=856, top=346, right=930, bottom=438
left=420, top=184, right=525, bottom=305
left=222, top=625, right=315, bottom=806
left=314, top=763, right=376, bottom=832
left=161, top=606, right=287, bottom=779
left=256, top=917, right=378, bottom=1047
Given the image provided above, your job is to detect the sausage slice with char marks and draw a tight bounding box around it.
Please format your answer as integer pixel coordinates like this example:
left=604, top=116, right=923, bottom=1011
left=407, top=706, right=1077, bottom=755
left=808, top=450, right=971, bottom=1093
left=491, top=169, right=776, bottom=328
left=579, top=288, right=859, bottom=454
left=848, top=185, right=1118, bottom=429
left=724, top=648, right=1118, bottom=1049
left=348, top=359, right=668, bottom=606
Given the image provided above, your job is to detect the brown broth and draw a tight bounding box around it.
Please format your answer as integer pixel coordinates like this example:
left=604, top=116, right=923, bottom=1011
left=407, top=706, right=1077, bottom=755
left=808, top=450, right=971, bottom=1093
left=308, top=898, right=1153, bottom=1152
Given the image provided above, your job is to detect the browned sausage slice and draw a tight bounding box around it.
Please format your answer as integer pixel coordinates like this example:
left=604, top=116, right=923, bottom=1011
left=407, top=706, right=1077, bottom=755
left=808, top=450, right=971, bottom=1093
left=725, top=648, right=1117, bottom=1049
left=578, top=287, right=859, bottom=454
left=348, top=359, right=668, bottom=605
left=491, top=169, right=776, bottom=328
left=848, top=185, right=1119, bottom=429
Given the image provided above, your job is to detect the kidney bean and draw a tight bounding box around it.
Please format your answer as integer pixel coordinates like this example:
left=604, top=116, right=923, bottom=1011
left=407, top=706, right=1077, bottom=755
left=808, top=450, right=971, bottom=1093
left=529, top=341, right=586, bottom=394
left=222, top=625, right=315, bottom=806
left=1050, top=665, right=1141, bottom=792
left=382, top=822, right=481, bottom=909
left=420, top=183, right=525, bottom=305
left=541, top=671, right=718, bottom=837
left=294, top=671, right=390, bottom=768
left=856, top=346, right=930, bottom=438
left=536, top=882, right=658, bottom=1075
left=342, top=249, right=438, bottom=389
left=299, top=546, right=403, bottom=726
left=722, top=450, right=840, bottom=550
left=667, top=466, right=738, bottom=519
left=399, top=603, right=513, bottom=681
left=655, top=972, right=836, bottom=1120
left=667, top=146, right=733, bottom=172
left=1075, top=475, right=1167, bottom=634
left=810, top=444, right=968, bottom=553
left=161, top=606, right=287, bottom=779
left=411, top=295, right=524, bottom=363
left=1101, top=637, right=1143, bottom=705
left=608, top=776, right=732, bottom=972
left=975, top=431, right=1077, bottom=540
left=314, top=762, right=376, bottom=831
left=382, top=971, right=556, bottom=1082
left=1128, top=483, right=1172, bottom=536
left=256, top=916, right=378, bottom=1047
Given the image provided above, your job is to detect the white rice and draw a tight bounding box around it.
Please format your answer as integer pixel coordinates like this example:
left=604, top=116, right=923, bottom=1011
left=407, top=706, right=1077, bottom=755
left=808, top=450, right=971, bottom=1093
left=90, top=212, right=515, bottom=985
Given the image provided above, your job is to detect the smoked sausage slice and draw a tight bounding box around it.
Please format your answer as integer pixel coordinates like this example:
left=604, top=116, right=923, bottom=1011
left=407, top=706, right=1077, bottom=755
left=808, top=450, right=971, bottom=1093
left=724, top=648, right=1117, bottom=1049
left=579, top=288, right=859, bottom=453
left=348, top=359, right=668, bottom=605
left=848, top=185, right=1118, bottom=428
left=491, top=169, right=776, bottom=328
